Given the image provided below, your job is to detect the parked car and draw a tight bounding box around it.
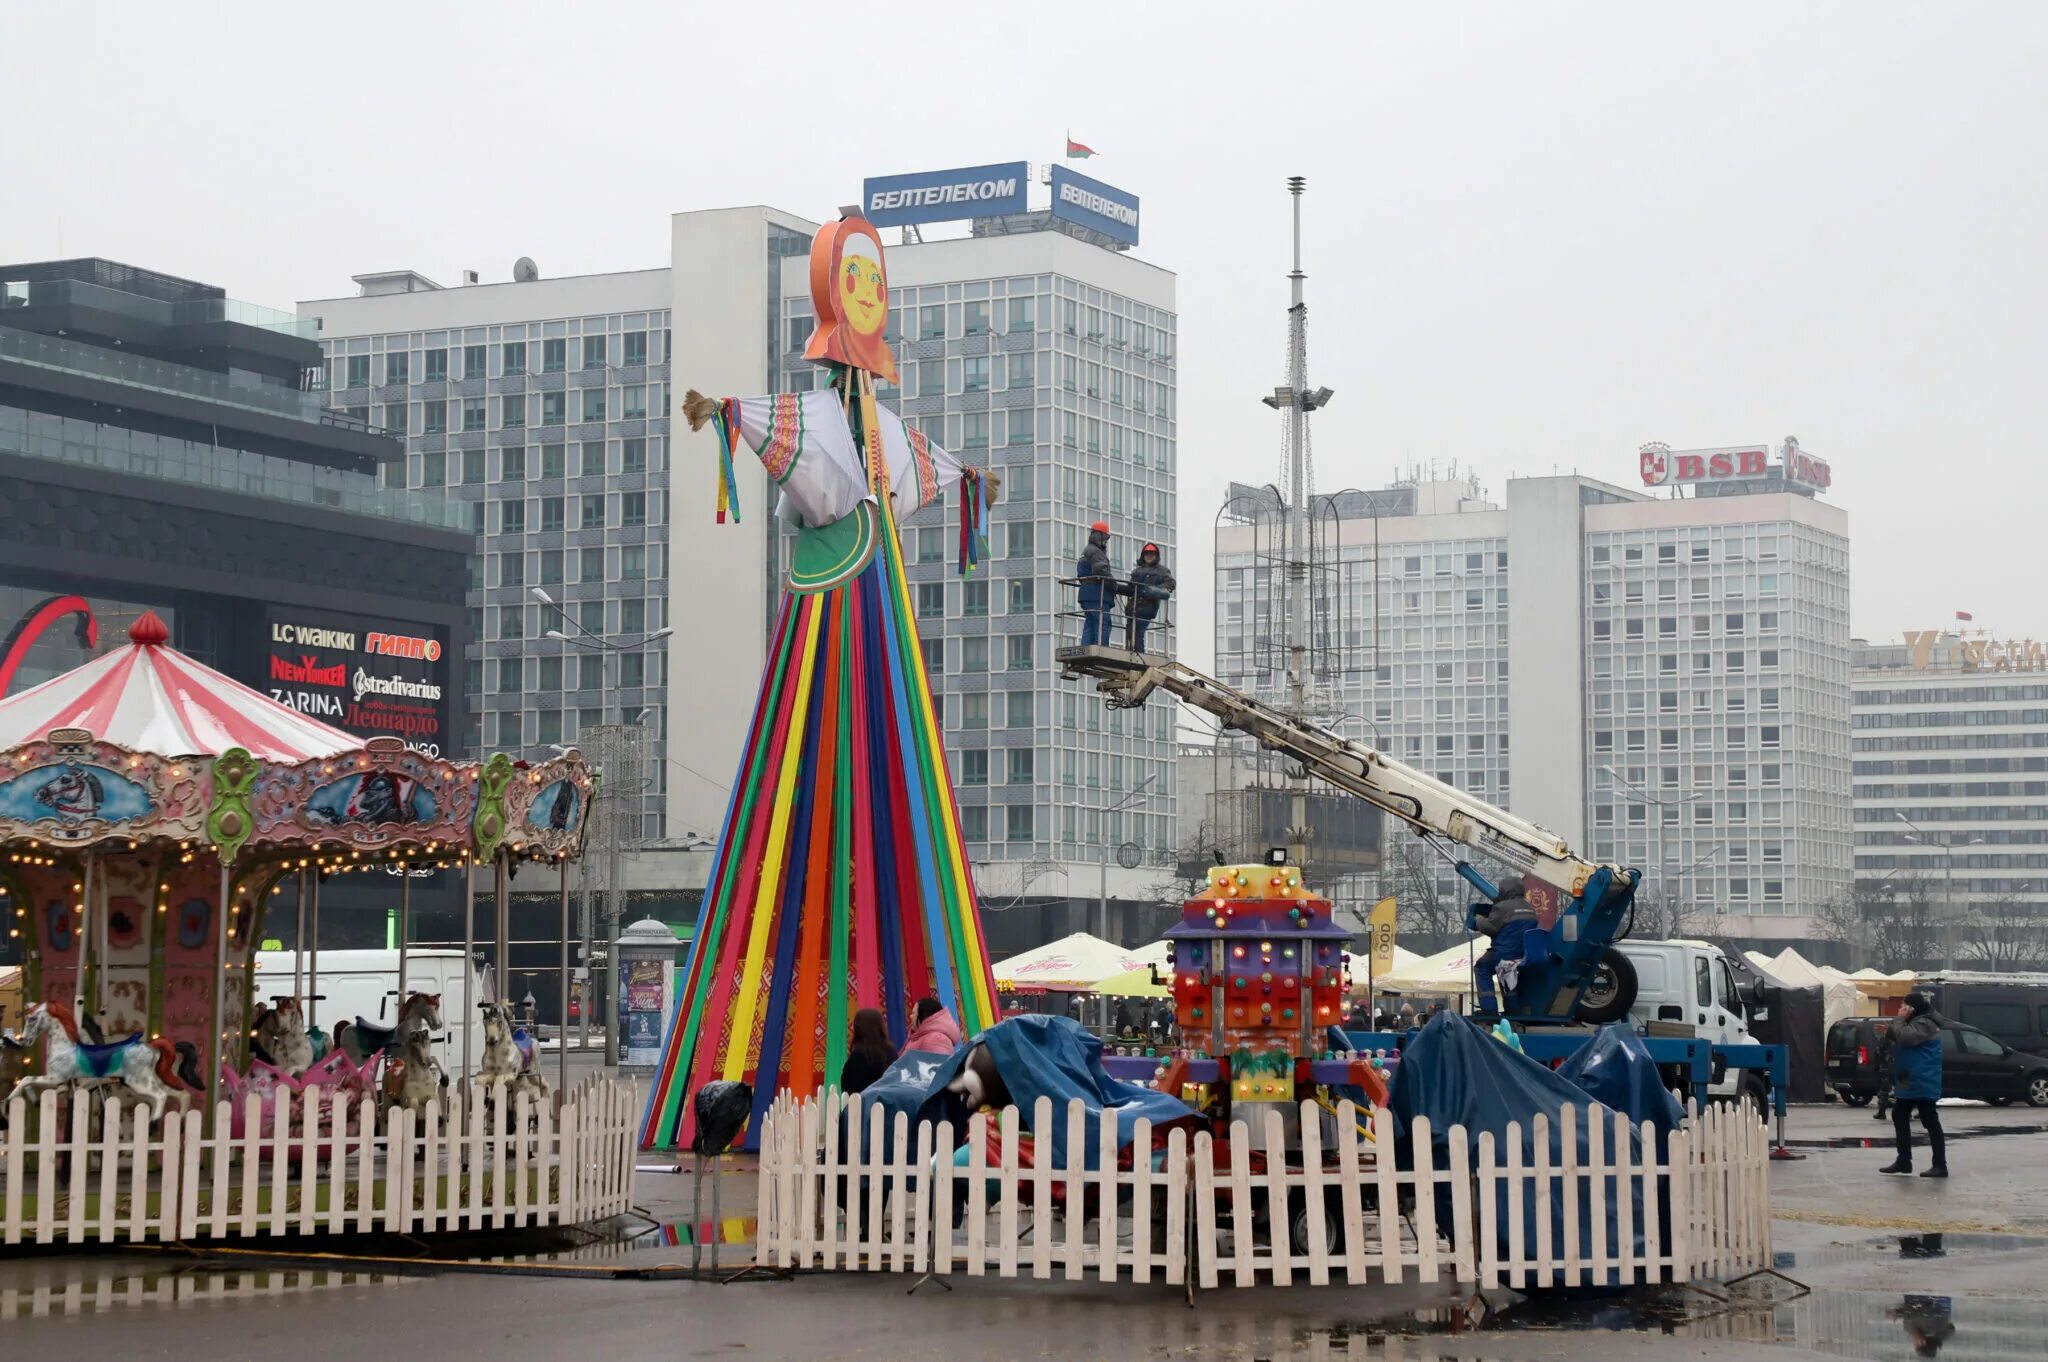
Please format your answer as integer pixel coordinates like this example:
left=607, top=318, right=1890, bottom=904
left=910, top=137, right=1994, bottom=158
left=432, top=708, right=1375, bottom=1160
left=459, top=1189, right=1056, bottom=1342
left=1826, top=1016, right=2048, bottom=1107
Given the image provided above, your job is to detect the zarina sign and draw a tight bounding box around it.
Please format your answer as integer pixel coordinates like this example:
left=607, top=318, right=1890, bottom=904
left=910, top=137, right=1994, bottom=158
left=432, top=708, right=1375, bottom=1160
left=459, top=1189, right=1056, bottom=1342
left=862, top=162, right=1028, bottom=228
left=1638, top=437, right=1831, bottom=491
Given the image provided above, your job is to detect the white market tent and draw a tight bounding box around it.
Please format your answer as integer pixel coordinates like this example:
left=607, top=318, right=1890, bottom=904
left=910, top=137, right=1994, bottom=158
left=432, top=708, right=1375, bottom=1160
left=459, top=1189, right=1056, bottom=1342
left=992, top=932, right=1154, bottom=992
left=1747, top=947, right=1864, bottom=1032
left=1371, top=940, right=1485, bottom=997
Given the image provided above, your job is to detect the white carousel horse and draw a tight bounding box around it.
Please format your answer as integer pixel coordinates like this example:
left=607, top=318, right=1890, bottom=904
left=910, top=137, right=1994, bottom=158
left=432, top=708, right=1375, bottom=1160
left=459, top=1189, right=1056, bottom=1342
left=253, top=996, right=315, bottom=1077
left=477, top=1000, right=549, bottom=1106
left=7, top=1002, right=182, bottom=1121
left=379, top=993, right=445, bottom=1122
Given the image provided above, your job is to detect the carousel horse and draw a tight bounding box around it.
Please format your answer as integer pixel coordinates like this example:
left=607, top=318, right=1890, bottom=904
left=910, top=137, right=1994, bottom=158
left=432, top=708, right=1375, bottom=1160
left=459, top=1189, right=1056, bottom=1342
left=477, top=1001, right=549, bottom=1107
left=946, top=1043, right=1012, bottom=1115
left=378, top=993, right=445, bottom=1122
left=7, top=1002, right=180, bottom=1120
left=253, top=996, right=314, bottom=1077
left=334, top=989, right=442, bottom=1068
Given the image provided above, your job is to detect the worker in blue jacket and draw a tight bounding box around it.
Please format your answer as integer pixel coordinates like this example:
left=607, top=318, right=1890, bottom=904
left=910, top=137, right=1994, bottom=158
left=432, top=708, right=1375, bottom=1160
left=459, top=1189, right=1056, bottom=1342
left=1469, top=877, right=1537, bottom=1014
left=1075, top=520, right=1119, bottom=646
left=1880, top=991, right=1948, bottom=1179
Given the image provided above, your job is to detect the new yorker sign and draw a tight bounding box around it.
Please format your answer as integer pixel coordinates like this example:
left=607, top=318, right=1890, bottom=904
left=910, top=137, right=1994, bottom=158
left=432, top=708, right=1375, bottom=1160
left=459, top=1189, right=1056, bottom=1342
left=1904, top=631, right=2048, bottom=672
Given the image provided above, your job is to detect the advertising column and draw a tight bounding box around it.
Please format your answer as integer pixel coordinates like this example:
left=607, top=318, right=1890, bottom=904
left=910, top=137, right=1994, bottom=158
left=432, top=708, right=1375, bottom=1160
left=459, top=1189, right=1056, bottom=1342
left=615, top=917, right=680, bottom=1077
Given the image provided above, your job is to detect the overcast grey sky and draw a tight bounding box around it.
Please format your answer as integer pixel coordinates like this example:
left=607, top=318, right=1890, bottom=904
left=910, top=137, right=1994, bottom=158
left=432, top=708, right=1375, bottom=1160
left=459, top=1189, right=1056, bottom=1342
left=11, top=3, right=2046, bottom=666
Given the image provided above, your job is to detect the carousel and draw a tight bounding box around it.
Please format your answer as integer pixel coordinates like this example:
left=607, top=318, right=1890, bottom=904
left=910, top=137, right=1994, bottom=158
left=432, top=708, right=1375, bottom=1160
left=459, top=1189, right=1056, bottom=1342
left=0, top=613, right=638, bottom=1246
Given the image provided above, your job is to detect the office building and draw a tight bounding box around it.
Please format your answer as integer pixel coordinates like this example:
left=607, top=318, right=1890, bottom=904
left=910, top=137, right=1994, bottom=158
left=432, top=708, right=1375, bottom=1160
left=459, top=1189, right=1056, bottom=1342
left=0, top=256, right=472, bottom=945
left=1213, top=442, right=1851, bottom=942
left=303, top=165, right=1177, bottom=949
left=1853, top=628, right=2048, bottom=964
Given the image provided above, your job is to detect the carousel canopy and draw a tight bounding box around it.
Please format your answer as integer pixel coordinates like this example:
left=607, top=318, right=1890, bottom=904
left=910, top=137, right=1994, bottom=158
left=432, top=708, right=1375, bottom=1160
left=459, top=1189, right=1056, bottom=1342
left=0, top=611, right=361, bottom=763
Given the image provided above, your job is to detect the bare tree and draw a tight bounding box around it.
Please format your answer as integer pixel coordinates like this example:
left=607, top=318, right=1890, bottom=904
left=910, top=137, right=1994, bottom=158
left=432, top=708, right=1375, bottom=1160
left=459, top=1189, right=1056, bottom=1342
left=1376, top=834, right=1466, bottom=944
left=1954, top=892, right=2048, bottom=973
left=1813, top=875, right=1944, bottom=972
left=1629, top=886, right=1711, bottom=941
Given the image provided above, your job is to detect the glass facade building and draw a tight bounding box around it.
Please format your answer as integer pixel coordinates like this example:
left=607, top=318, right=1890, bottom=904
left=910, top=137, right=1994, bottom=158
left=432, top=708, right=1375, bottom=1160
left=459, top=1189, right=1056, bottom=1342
left=776, top=255, right=1180, bottom=871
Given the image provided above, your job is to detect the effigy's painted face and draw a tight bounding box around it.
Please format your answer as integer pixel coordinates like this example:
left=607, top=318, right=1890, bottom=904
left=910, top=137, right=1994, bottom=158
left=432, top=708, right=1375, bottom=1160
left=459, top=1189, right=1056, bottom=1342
left=840, top=240, right=886, bottom=336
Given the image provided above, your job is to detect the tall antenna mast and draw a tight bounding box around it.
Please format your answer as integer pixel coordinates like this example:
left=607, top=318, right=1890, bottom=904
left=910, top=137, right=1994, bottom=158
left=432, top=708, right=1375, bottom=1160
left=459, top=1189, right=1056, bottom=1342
left=1261, top=175, right=1334, bottom=866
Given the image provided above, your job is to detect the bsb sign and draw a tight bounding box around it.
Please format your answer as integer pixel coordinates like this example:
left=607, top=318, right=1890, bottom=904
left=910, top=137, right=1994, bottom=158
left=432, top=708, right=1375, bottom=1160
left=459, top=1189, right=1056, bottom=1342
left=1638, top=437, right=1832, bottom=493
left=1049, top=166, right=1140, bottom=247
left=863, top=162, right=1028, bottom=228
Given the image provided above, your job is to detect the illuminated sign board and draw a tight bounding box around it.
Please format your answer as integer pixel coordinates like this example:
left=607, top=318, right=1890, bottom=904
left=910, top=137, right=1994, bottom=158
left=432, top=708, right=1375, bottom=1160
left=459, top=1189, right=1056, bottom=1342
left=862, top=162, right=1028, bottom=228
left=264, top=606, right=452, bottom=754
left=1638, top=437, right=1831, bottom=492
left=1049, top=166, right=1140, bottom=246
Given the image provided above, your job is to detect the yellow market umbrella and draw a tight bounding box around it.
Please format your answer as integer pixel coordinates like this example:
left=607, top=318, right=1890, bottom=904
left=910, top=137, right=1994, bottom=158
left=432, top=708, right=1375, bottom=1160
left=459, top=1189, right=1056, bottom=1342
left=1092, top=967, right=1170, bottom=999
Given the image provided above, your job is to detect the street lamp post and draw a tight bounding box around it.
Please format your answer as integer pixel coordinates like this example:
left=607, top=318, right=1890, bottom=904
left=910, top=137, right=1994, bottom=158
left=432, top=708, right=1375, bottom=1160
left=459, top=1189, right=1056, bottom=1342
left=1603, top=765, right=1710, bottom=919
left=1896, top=812, right=1985, bottom=972
left=1097, top=774, right=1159, bottom=943
left=532, top=588, right=668, bottom=1067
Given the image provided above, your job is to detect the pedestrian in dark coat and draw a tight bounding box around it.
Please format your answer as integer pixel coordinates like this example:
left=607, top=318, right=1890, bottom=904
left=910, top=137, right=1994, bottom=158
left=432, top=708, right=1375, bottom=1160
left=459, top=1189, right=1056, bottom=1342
left=1880, top=992, right=1948, bottom=1178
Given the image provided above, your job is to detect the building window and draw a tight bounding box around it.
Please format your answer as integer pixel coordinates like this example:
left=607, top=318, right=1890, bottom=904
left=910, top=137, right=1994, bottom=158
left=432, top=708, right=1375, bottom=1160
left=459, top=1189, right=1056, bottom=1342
left=579, top=547, right=604, bottom=581
left=501, top=395, right=526, bottom=428
left=1008, top=408, right=1036, bottom=445
left=963, top=412, right=989, bottom=448
left=496, top=658, right=524, bottom=693
left=1007, top=522, right=1035, bottom=558
left=919, top=305, right=945, bottom=340
left=540, top=497, right=565, bottom=532
left=539, top=443, right=566, bottom=478
left=460, top=448, right=484, bottom=484
left=621, top=437, right=647, bottom=474
left=1007, top=749, right=1034, bottom=784
left=1009, top=579, right=1035, bottom=614
left=621, top=492, right=647, bottom=527
left=346, top=355, right=370, bottom=388
left=422, top=401, right=447, bottom=435
left=1005, top=691, right=1034, bottom=728
left=920, top=638, right=944, bottom=674
left=964, top=356, right=990, bottom=393
left=574, top=441, right=602, bottom=477
left=622, top=385, right=647, bottom=419
left=582, top=388, right=608, bottom=422
left=918, top=365, right=944, bottom=398
left=581, top=335, right=607, bottom=370
left=383, top=403, right=408, bottom=434
left=623, top=331, right=648, bottom=366
left=462, top=398, right=487, bottom=432
left=424, top=348, right=448, bottom=383
left=579, top=495, right=605, bottom=529
left=1007, top=635, right=1033, bottom=671
left=503, top=341, right=528, bottom=375
left=619, top=653, right=644, bottom=688
left=621, top=546, right=646, bottom=579
left=964, top=300, right=990, bottom=335
left=1007, top=805, right=1035, bottom=843
left=500, top=552, right=525, bottom=587
left=499, top=500, right=526, bottom=533
left=961, top=694, right=988, bottom=730
left=1760, top=649, right=1780, bottom=668
left=1007, top=296, right=1036, bottom=333
left=964, top=580, right=989, bottom=617
left=961, top=750, right=988, bottom=785
left=541, top=393, right=566, bottom=426
left=538, top=549, right=563, bottom=585
left=1761, top=725, right=1781, bottom=748
left=541, top=338, right=566, bottom=373
left=385, top=352, right=410, bottom=385
left=917, top=527, right=943, bottom=563
left=499, top=605, right=524, bottom=640
left=961, top=806, right=989, bottom=841
left=420, top=451, right=446, bottom=486
left=961, top=638, right=988, bottom=673
left=917, top=583, right=943, bottom=618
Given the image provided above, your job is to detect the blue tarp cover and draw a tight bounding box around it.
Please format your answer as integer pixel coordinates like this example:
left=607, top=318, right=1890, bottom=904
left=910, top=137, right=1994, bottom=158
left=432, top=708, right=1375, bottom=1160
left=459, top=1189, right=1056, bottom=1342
left=1388, top=1013, right=1663, bottom=1288
left=1556, top=1023, right=1686, bottom=1158
left=844, top=1015, right=1197, bottom=1169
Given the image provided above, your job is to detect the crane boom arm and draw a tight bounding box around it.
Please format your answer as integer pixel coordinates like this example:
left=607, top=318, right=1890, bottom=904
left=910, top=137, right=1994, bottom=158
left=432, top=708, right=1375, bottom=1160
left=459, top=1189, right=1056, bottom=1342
left=1080, top=654, right=1605, bottom=896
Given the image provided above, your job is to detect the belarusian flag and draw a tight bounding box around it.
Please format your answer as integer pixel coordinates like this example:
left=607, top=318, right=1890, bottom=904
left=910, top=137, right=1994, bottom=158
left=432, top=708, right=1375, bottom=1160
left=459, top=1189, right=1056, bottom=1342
left=1065, top=137, right=1097, bottom=159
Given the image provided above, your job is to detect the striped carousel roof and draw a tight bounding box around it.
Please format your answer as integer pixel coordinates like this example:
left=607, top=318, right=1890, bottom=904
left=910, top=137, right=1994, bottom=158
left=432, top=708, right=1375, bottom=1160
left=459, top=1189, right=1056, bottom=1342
left=0, top=611, right=360, bottom=762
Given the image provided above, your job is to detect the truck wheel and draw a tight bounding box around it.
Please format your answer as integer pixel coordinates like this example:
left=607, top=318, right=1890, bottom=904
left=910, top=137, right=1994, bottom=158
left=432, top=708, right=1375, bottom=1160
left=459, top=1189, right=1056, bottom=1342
left=1840, top=1092, right=1872, bottom=1108
left=1572, top=948, right=1639, bottom=1025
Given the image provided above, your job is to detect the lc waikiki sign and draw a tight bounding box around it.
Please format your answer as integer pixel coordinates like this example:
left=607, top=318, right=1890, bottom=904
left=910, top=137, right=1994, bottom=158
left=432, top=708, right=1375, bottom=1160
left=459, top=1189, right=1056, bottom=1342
left=1638, top=437, right=1832, bottom=492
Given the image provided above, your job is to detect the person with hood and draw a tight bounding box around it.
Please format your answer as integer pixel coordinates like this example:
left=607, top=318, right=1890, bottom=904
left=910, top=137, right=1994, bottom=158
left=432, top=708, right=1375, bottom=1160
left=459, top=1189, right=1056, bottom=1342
left=1469, top=876, right=1539, bottom=1014
left=900, top=996, right=964, bottom=1056
left=1881, top=990, right=1948, bottom=1178
left=1124, top=542, right=1177, bottom=652
left=1075, top=520, right=1119, bottom=646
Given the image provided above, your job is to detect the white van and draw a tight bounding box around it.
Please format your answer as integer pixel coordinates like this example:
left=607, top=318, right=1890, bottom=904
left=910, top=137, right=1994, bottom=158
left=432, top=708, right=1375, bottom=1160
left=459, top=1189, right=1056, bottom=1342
left=252, top=948, right=483, bottom=1081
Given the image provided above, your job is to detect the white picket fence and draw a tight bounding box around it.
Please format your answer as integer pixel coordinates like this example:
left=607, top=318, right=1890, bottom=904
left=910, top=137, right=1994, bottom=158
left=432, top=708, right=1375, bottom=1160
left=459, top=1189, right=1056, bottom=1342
left=0, top=1076, right=638, bottom=1246
left=756, top=1092, right=1772, bottom=1291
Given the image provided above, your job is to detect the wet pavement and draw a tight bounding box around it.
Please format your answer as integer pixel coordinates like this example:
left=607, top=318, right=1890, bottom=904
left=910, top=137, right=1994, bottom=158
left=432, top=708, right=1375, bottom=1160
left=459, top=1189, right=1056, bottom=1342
left=2, top=1101, right=2042, bottom=1359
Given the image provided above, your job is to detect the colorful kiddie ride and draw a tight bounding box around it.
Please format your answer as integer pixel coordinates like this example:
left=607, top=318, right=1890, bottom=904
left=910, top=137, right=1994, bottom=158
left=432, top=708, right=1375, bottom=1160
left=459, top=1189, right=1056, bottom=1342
left=0, top=612, right=593, bottom=1138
